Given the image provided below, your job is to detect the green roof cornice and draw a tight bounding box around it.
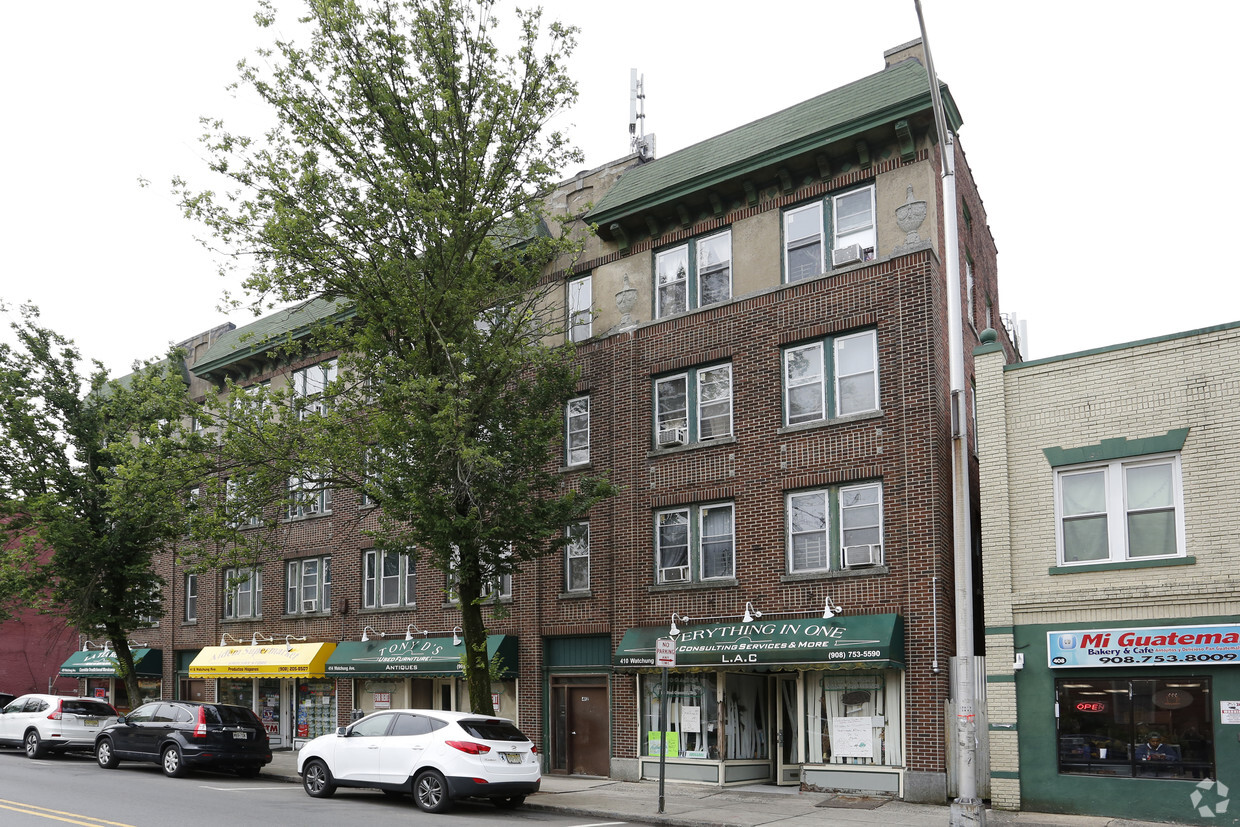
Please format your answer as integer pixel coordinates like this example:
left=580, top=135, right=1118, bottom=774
left=191, top=297, right=355, bottom=380
left=588, top=59, right=960, bottom=227
left=1042, top=428, right=1190, bottom=468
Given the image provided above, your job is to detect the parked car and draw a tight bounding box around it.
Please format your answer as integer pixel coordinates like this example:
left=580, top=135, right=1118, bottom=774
left=94, top=701, right=271, bottom=778
left=297, top=708, right=540, bottom=812
left=0, top=694, right=119, bottom=758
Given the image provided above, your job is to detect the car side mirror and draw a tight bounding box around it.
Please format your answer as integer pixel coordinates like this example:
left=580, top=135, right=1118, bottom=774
left=116, top=715, right=128, bottom=724
left=336, top=726, right=349, bottom=737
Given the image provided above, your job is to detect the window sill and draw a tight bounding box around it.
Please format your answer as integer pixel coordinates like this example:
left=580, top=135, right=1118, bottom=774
left=281, top=611, right=332, bottom=620
left=1049, top=556, right=1195, bottom=575
left=560, top=461, right=593, bottom=474
left=181, top=620, right=199, bottom=627
left=780, top=566, right=888, bottom=583
left=284, top=510, right=333, bottom=523
left=649, top=435, right=737, bottom=458
left=559, top=590, right=592, bottom=600
left=358, top=604, right=417, bottom=614
left=778, top=409, right=882, bottom=435
left=648, top=578, right=737, bottom=593
left=220, top=617, right=263, bottom=624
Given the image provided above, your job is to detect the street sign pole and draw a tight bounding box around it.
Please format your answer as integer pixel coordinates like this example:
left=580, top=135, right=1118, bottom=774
left=655, top=636, right=676, bottom=814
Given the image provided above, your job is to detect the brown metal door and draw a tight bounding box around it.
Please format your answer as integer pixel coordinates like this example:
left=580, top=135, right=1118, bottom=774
left=180, top=679, right=205, bottom=702
left=567, top=683, right=609, bottom=776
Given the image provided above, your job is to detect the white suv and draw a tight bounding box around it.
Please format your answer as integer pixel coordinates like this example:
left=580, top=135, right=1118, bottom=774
left=297, top=709, right=540, bottom=812
left=0, top=694, right=119, bottom=758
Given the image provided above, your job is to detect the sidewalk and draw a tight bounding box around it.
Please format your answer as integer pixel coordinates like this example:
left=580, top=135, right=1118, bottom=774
left=261, top=749, right=1191, bottom=827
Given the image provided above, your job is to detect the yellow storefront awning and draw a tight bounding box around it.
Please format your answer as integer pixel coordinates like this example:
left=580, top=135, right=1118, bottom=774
left=188, top=642, right=335, bottom=678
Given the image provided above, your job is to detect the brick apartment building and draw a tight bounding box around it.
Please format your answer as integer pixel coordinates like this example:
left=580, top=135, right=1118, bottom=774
left=977, top=321, right=1240, bottom=824
left=58, top=40, right=1016, bottom=803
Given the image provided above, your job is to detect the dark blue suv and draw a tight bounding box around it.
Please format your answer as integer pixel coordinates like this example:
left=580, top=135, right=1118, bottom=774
left=95, top=701, right=271, bottom=778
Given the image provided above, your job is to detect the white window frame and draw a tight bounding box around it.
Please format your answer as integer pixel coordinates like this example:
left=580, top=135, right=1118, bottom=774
left=655, top=230, right=732, bottom=319
left=568, top=275, right=592, bottom=342
left=287, top=472, right=332, bottom=519
left=784, top=201, right=824, bottom=282
left=226, top=477, right=262, bottom=527
left=1054, top=454, right=1185, bottom=566
left=785, top=482, right=884, bottom=573
left=565, top=522, right=590, bottom=593
left=655, top=502, right=735, bottom=585
left=223, top=567, right=262, bottom=620
left=566, top=395, right=590, bottom=466
left=654, top=363, right=733, bottom=447
left=363, top=549, right=416, bottom=609
left=783, top=330, right=879, bottom=425
left=446, top=547, right=513, bottom=603
left=184, top=573, right=198, bottom=623
left=831, top=186, right=876, bottom=260
left=293, top=358, right=338, bottom=418
left=286, top=556, right=332, bottom=615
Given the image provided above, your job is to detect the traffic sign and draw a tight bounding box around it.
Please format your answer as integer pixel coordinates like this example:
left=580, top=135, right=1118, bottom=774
left=655, top=637, right=676, bottom=668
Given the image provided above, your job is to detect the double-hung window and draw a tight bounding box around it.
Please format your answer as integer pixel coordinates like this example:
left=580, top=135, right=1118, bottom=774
left=223, top=567, right=262, bottom=619
left=184, top=574, right=198, bottom=623
left=287, top=472, right=332, bottom=519
left=568, top=275, right=592, bottom=342
left=226, top=477, right=262, bottom=527
left=1055, top=454, right=1183, bottom=565
left=655, top=230, right=732, bottom=318
left=447, top=547, right=513, bottom=602
left=783, top=185, right=875, bottom=281
left=363, top=549, right=416, bottom=609
left=286, top=556, right=331, bottom=614
left=656, top=502, right=734, bottom=585
left=654, top=363, right=732, bottom=448
left=293, top=358, right=338, bottom=418
left=565, top=522, right=590, bottom=593
left=783, top=330, right=878, bottom=425
left=566, top=396, right=590, bottom=466
left=786, top=481, right=884, bottom=573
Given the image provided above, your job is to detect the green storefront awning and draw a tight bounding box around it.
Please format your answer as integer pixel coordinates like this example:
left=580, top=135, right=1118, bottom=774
left=59, top=648, right=163, bottom=678
left=326, top=635, right=517, bottom=679
left=615, top=614, right=904, bottom=670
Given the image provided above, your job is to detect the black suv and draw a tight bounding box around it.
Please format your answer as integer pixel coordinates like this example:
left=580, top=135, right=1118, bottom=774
left=95, top=701, right=271, bottom=778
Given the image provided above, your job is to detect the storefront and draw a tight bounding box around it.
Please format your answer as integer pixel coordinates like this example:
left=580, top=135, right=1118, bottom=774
left=187, top=641, right=336, bottom=749
left=57, top=648, right=163, bottom=713
left=325, top=635, right=519, bottom=722
left=614, top=614, right=905, bottom=794
left=1013, top=619, right=1240, bottom=824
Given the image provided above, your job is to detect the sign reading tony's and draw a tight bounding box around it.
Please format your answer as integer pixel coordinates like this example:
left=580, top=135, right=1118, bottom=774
left=1048, top=623, right=1240, bottom=668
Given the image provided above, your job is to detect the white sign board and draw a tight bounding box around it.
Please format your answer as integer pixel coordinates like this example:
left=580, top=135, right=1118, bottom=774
left=655, top=637, right=677, bottom=668
left=1221, top=700, right=1240, bottom=724
left=832, top=716, right=875, bottom=758
left=680, top=705, right=701, bottom=733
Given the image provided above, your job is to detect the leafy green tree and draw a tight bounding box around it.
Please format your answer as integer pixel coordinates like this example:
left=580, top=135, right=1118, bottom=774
left=0, top=304, right=209, bottom=708
left=180, top=0, right=612, bottom=713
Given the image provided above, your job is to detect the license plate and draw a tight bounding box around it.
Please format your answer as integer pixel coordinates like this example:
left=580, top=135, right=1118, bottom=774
left=83, top=719, right=98, bottom=727
left=232, top=731, right=248, bottom=740
left=502, top=752, right=521, bottom=764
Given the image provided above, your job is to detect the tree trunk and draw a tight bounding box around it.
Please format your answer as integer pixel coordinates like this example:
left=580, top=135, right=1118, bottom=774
left=455, top=575, right=496, bottom=716
left=106, top=629, right=142, bottom=713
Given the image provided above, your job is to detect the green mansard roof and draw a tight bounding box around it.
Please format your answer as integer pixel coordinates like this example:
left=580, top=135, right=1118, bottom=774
left=588, top=57, right=960, bottom=226
left=192, top=297, right=354, bottom=379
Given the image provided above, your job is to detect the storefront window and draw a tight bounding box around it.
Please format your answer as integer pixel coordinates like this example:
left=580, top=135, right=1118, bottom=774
left=804, top=672, right=901, bottom=765
left=297, top=679, right=337, bottom=741
left=642, top=673, right=719, bottom=759
left=218, top=678, right=255, bottom=708
left=1057, top=677, right=1213, bottom=779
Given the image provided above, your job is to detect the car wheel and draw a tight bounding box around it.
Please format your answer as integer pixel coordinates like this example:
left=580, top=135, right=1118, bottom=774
left=236, top=766, right=262, bottom=778
left=24, top=729, right=47, bottom=759
left=413, top=769, right=452, bottom=814
left=161, top=744, right=187, bottom=778
left=493, top=795, right=526, bottom=809
left=302, top=758, right=336, bottom=798
left=96, top=738, right=120, bottom=769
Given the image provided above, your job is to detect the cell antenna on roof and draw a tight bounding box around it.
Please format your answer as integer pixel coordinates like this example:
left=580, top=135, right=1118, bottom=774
left=629, top=69, right=656, bottom=161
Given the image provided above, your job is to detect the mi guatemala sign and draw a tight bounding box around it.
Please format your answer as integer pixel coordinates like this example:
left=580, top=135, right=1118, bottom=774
left=1048, top=623, right=1240, bottom=668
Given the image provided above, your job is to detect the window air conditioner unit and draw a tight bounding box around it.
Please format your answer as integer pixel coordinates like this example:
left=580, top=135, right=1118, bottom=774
left=843, top=544, right=882, bottom=568
left=831, top=244, right=863, bottom=267
left=657, top=427, right=687, bottom=448
left=302, top=598, right=318, bottom=613
left=660, top=566, right=689, bottom=583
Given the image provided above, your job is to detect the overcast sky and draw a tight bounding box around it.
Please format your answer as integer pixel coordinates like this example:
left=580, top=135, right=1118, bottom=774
left=3, top=1, right=1237, bottom=375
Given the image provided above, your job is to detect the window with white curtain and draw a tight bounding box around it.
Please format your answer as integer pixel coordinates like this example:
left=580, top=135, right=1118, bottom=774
left=804, top=672, right=902, bottom=766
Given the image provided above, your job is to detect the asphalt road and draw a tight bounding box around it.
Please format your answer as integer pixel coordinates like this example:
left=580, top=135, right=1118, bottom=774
left=0, top=748, right=640, bottom=827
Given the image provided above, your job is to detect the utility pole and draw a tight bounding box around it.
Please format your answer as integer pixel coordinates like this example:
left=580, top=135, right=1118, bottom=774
left=912, top=2, right=985, bottom=825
